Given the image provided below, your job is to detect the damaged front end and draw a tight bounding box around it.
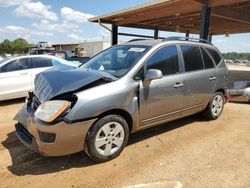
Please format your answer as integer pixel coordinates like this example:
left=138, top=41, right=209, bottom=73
left=14, top=66, right=116, bottom=156
left=34, top=65, right=116, bottom=103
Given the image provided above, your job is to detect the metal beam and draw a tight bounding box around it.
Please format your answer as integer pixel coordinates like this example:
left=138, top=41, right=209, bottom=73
left=118, top=32, right=164, bottom=39
left=111, top=24, right=118, bottom=45
left=200, top=5, right=211, bottom=40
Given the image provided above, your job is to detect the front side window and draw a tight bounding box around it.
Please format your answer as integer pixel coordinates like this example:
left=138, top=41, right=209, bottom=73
left=181, top=45, right=204, bottom=72
left=33, top=57, right=53, bottom=68
left=206, top=48, right=222, bottom=65
left=81, top=45, right=150, bottom=78
left=146, top=45, right=179, bottom=76
left=1, top=58, right=32, bottom=72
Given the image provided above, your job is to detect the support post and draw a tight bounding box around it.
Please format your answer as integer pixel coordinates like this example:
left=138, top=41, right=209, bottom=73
left=185, top=30, right=190, bottom=38
left=111, top=24, right=118, bottom=45
left=208, top=34, right=213, bottom=42
left=200, top=5, right=211, bottom=40
left=154, top=28, right=159, bottom=39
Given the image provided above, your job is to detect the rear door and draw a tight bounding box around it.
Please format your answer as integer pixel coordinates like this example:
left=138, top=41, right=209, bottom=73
left=31, top=57, right=53, bottom=88
left=0, top=58, right=32, bottom=100
left=200, top=47, right=217, bottom=101
left=179, top=45, right=213, bottom=116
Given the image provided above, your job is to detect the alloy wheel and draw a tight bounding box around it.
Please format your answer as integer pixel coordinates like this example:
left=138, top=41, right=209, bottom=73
left=211, top=95, right=223, bottom=116
left=94, top=122, right=125, bottom=156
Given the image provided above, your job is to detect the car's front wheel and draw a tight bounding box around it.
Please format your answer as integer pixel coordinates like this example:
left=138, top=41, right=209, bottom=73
left=85, top=115, right=129, bottom=162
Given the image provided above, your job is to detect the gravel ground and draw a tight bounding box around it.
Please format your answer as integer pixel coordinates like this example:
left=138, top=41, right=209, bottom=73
left=0, top=99, right=249, bottom=188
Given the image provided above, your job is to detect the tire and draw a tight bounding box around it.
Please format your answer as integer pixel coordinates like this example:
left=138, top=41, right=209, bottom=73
left=85, top=115, right=129, bottom=163
left=203, top=92, right=225, bottom=120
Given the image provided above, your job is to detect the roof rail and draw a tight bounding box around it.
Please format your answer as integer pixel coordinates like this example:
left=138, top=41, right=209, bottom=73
left=164, top=37, right=212, bottom=45
left=127, top=38, right=147, bottom=43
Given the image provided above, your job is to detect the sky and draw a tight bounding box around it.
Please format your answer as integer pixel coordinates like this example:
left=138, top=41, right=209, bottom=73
left=0, top=0, right=250, bottom=53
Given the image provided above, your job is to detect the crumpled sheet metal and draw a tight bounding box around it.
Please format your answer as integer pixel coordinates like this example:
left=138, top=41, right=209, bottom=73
left=34, top=66, right=116, bottom=103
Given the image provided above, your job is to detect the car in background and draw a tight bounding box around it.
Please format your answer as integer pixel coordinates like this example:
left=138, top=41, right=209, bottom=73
left=227, top=81, right=250, bottom=103
left=0, top=55, right=80, bottom=101
left=225, top=59, right=233, bottom=64
left=50, top=51, right=90, bottom=64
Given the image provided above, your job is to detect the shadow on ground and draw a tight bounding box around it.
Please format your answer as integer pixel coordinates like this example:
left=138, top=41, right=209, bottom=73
left=2, top=114, right=205, bottom=176
left=0, top=98, right=25, bottom=107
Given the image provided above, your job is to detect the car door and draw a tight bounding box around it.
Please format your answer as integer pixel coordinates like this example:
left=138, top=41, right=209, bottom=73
left=200, top=47, right=217, bottom=102
left=179, top=45, right=216, bottom=117
left=139, top=45, right=184, bottom=127
left=31, top=57, right=53, bottom=88
left=0, top=58, right=32, bottom=100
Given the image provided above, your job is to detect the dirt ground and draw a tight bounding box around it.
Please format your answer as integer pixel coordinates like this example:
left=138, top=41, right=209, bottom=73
left=0, top=99, right=249, bottom=188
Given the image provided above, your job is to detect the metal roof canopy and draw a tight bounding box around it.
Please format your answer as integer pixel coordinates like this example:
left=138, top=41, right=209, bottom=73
left=89, top=0, right=250, bottom=45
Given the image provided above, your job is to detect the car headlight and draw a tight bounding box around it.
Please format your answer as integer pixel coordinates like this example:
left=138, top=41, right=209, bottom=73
left=34, top=100, right=71, bottom=123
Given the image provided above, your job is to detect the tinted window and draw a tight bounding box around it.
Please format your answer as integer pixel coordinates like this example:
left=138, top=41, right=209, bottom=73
left=1, top=58, right=32, bottom=72
left=33, top=57, right=53, bottom=68
left=146, top=46, right=179, bottom=76
left=181, top=45, right=204, bottom=72
left=206, top=48, right=221, bottom=65
left=201, top=48, right=215, bottom=69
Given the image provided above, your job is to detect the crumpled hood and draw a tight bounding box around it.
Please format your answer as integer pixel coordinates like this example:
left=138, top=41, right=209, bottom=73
left=34, top=66, right=117, bottom=103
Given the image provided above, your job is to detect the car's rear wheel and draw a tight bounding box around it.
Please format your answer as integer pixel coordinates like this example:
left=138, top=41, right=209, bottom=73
left=203, top=92, right=225, bottom=120
left=85, top=115, right=129, bottom=162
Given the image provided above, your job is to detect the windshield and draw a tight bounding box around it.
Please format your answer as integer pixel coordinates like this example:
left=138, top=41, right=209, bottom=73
left=80, top=45, right=150, bottom=78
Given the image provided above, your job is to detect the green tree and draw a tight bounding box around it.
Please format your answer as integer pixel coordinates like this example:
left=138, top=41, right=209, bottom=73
left=12, top=38, right=29, bottom=53
left=0, top=38, right=31, bottom=54
left=0, top=39, right=13, bottom=54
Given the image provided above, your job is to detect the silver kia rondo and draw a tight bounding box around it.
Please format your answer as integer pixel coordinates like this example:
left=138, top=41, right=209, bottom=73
left=15, top=37, right=228, bottom=162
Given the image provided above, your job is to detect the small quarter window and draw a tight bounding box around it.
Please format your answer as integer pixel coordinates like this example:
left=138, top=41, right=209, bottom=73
left=134, top=67, right=144, bottom=80
left=181, top=45, right=204, bottom=72
left=206, top=48, right=222, bottom=65
left=201, top=48, right=215, bottom=69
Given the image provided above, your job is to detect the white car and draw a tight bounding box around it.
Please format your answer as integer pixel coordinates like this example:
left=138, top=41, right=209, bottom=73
left=0, top=55, right=80, bottom=101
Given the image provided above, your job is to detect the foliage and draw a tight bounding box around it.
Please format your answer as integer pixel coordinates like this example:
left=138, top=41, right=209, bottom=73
left=0, top=38, right=33, bottom=54
left=222, top=52, right=250, bottom=60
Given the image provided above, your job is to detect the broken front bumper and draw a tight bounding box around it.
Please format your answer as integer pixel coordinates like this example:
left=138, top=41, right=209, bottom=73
left=14, top=102, right=97, bottom=156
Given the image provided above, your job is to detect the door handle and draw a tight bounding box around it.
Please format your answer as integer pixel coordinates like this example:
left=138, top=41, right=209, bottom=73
left=20, top=72, right=28, bottom=75
left=174, top=82, right=184, bottom=88
left=209, top=76, right=217, bottom=81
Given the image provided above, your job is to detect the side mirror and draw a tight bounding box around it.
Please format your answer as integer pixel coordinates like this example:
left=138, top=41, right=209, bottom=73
left=144, top=69, right=163, bottom=84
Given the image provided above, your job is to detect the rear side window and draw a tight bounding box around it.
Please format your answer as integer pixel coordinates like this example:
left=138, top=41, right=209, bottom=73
left=181, top=45, right=204, bottom=72
left=33, top=57, right=53, bottom=68
left=201, top=48, right=215, bottom=69
left=206, top=48, right=221, bottom=65
left=1, top=58, right=32, bottom=72
left=146, top=45, right=179, bottom=76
